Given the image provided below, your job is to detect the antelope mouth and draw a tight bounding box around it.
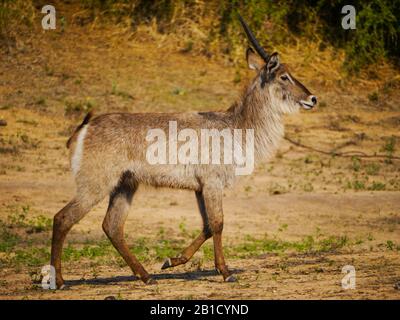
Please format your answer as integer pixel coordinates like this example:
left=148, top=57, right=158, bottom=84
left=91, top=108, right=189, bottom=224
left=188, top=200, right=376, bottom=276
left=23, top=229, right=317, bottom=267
left=299, top=100, right=314, bottom=110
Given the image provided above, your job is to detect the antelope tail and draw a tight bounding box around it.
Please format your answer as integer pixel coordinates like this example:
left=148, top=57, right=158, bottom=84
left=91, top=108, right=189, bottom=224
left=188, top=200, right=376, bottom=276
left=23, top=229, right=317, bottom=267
left=66, top=111, right=93, bottom=148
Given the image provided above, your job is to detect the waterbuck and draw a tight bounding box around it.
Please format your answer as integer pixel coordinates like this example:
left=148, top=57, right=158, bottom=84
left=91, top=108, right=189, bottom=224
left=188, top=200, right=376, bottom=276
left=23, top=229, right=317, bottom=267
left=50, top=15, right=317, bottom=288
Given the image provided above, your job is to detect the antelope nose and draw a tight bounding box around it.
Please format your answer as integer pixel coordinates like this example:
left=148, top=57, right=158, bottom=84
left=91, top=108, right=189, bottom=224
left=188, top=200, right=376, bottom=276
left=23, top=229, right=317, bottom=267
left=311, top=96, right=317, bottom=105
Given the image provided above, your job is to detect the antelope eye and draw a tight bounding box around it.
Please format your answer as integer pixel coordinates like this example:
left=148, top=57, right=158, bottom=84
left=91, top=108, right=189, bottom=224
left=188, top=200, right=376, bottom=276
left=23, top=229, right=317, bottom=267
left=280, top=75, right=289, bottom=81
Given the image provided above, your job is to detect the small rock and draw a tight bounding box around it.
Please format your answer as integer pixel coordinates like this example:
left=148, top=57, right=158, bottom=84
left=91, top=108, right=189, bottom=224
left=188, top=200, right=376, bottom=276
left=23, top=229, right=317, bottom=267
left=104, top=296, right=116, bottom=300
left=0, top=119, right=7, bottom=126
left=394, top=281, right=400, bottom=290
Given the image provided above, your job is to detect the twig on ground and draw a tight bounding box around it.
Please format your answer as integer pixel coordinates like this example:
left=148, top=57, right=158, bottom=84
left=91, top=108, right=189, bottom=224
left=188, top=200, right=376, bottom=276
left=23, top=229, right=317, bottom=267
left=284, top=136, right=400, bottom=160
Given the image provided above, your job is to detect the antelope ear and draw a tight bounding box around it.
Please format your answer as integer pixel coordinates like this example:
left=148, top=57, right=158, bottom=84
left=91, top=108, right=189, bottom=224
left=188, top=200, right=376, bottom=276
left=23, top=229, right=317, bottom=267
left=266, top=52, right=280, bottom=74
left=246, top=47, right=264, bottom=71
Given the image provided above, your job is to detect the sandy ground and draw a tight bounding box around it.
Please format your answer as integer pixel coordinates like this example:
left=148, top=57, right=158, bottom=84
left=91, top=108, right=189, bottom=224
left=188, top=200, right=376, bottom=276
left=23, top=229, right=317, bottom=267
left=0, top=2, right=399, bottom=300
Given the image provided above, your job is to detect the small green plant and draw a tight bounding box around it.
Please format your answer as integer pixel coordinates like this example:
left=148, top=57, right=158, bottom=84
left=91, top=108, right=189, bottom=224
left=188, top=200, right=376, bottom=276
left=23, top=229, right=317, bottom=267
left=29, top=269, right=43, bottom=284
left=304, top=155, right=313, bottom=164
left=231, top=233, right=352, bottom=258
left=201, top=243, right=214, bottom=260
left=12, top=247, right=50, bottom=267
left=368, top=92, right=379, bottom=102
left=351, top=156, right=361, bottom=172
left=7, top=206, right=52, bottom=233
left=303, top=182, right=314, bottom=192
left=35, top=97, right=46, bottom=107
left=181, top=40, right=194, bottom=53
left=365, top=163, right=380, bottom=175
left=44, top=65, right=54, bottom=76
left=111, top=82, right=134, bottom=100
left=381, top=136, right=396, bottom=164
left=172, top=87, right=186, bottom=96
left=178, top=220, right=188, bottom=237
left=347, top=180, right=365, bottom=191
left=157, top=227, right=165, bottom=238
left=129, top=237, right=151, bottom=261
left=63, top=240, right=114, bottom=261
left=386, top=240, right=394, bottom=251
left=278, top=224, right=288, bottom=232
left=0, top=221, right=20, bottom=252
left=233, top=71, right=241, bottom=84
left=64, top=99, right=95, bottom=116
left=154, top=239, right=179, bottom=260
left=369, top=181, right=385, bottom=191
left=116, top=292, right=125, bottom=300
left=17, top=133, right=40, bottom=149
left=7, top=205, right=29, bottom=226
left=268, top=183, right=287, bottom=195
left=26, top=215, right=53, bottom=233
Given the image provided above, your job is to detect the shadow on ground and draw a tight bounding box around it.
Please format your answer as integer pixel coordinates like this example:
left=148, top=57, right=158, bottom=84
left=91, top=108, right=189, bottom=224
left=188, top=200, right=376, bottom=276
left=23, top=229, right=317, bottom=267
left=63, top=268, right=245, bottom=287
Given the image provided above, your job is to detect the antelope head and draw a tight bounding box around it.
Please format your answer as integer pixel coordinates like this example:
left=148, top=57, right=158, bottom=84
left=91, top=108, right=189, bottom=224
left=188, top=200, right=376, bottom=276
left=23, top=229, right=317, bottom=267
left=239, top=15, right=317, bottom=114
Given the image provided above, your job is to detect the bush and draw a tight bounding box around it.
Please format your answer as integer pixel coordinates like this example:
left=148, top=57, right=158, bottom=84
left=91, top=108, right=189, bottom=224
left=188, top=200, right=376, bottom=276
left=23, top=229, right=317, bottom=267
left=0, top=0, right=35, bottom=45
left=1, top=0, right=399, bottom=71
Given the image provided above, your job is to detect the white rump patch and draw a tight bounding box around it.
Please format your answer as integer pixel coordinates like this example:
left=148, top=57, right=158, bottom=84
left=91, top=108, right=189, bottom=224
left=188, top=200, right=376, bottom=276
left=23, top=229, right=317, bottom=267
left=71, top=125, right=88, bottom=176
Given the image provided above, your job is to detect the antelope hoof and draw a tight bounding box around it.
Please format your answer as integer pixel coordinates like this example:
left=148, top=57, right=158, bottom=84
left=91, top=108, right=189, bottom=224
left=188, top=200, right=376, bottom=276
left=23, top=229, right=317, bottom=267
left=52, top=283, right=68, bottom=290
left=55, top=279, right=66, bottom=290
left=145, top=278, right=158, bottom=285
left=161, top=258, right=172, bottom=270
left=224, top=275, right=237, bottom=283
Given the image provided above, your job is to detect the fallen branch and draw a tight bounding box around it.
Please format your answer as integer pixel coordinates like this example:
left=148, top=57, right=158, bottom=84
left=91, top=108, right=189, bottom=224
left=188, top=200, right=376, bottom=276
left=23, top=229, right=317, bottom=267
left=284, top=136, right=400, bottom=160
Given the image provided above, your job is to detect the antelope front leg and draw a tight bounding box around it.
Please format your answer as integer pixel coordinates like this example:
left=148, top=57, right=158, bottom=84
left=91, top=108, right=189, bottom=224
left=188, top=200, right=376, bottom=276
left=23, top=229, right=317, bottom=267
left=203, top=186, right=237, bottom=282
left=161, top=231, right=211, bottom=269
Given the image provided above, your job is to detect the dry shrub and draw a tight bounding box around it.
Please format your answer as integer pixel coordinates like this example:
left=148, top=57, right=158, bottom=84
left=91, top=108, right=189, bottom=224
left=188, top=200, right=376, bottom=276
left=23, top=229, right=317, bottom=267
left=0, top=0, right=36, bottom=48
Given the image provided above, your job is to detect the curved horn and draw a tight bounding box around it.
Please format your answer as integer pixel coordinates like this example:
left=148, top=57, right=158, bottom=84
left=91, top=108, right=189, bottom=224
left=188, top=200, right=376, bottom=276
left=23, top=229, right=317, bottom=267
left=238, top=14, right=269, bottom=61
